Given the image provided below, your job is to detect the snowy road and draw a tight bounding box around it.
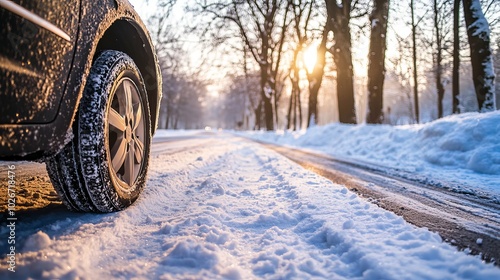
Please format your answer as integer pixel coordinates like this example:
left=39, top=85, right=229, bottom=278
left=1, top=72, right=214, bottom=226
left=1, top=131, right=499, bottom=279
left=259, top=142, right=500, bottom=264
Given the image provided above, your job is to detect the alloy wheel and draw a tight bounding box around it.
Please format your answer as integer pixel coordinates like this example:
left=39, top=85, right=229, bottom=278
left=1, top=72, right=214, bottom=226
left=107, top=77, right=146, bottom=190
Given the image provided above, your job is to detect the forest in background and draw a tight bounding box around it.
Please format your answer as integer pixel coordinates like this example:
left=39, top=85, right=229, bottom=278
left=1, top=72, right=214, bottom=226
left=136, top=0, right=500, bottom=130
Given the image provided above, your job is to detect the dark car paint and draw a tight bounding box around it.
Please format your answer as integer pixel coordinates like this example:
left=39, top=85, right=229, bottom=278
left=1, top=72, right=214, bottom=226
left=0, top=0, right=79, bottom=124
left=0, top=0, right=161, bottom=160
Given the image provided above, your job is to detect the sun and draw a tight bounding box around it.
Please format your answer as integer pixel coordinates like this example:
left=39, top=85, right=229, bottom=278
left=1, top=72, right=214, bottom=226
left=302, top=45, right=317, bottom=73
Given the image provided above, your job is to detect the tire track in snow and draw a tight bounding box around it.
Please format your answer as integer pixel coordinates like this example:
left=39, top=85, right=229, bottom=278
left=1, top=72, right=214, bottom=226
left=258, top=141, right=500, bottom=266
left=1, top=135, right=499, bottom=279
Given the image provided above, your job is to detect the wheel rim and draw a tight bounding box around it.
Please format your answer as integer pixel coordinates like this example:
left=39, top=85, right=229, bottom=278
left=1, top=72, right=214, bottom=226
left=107, top=77, right=146, bottom=190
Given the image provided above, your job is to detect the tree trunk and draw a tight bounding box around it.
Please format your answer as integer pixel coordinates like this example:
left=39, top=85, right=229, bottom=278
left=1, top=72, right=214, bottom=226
left=307, top=79, right=320, bottom=126
left=293, top=90, right=298, bottom=130
left=263, top=93, right=274, bottom=130
left=326, top=0, right=357, bottom=124
left=434, top=0, right=445, bottom=119
left=286, top=89, right=294, bottom=130
left=165, top=110, right=170, bottom=129
left=288, top=46, right=300, bottom=130
left=297, top=86, right=302, bottom=129
left=259, top=62, right=275, bottom=130
left=366, top=0, right=390, bottom=124
left=173, top=115, right=178, bottom=130
left=274, top=93, right=279, bottom=129
left=254, top=101, right=262, bottom=130
left=292, top=79, right=300, bottom=130
left=334, top=37, right=356, bottom=124
left=462, top=0, right=496, bottom=112
left=411, top=0, right=420, bottom=123
left=337, top=71, right=356, bottom=124
left=452, top=0, right=460, bottom=114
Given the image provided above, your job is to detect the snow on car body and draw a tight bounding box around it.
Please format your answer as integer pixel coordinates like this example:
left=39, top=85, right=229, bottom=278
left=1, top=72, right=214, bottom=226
left=0, top=0, right=162, bottom=212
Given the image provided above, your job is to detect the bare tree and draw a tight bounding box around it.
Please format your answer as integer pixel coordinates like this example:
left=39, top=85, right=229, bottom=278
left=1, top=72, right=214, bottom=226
left=220, top=73, right=260, bottom=129
left=286, top=0, right=317, bottom=130
left=433, top=0, right=451, bottom=119
left=149, top=0, right=179, bottom=60
left=161, top=64, right=206, bottom=129
left=196, top=0, right=291, bottom=130
left=366, top=0, right=390, bottom=124
left=388, top=33, right=416, bottom=123
left=287, top=47, right=303, bottom=130
left=462, top=0, right=496, bottom=112
left=242, top=46, right=263, bottom=129
left=148, top=0, right=198, bottom=129
left=306, top=30, right=328, bottom=127
left=284, top=0, right=327, bottom=128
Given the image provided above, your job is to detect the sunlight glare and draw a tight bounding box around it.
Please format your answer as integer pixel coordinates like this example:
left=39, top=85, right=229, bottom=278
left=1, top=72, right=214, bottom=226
left=302, top=45, right=317, bottom=73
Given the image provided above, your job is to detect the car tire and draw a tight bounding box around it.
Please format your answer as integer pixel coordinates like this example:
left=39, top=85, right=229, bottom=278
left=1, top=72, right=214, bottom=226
left=46, top=50, right=151, bottom=212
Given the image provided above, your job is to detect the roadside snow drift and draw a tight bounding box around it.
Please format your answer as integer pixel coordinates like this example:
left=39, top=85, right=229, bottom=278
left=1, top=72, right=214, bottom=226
left=1, top=135, right=498, bottom=279
left=241, top=111, right=500, bottom=200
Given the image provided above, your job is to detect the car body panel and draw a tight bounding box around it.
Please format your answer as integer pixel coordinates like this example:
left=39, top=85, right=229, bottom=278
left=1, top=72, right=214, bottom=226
left=0, top=0, right=79, bottom=124
left=0, top=0, right=162, bottom=160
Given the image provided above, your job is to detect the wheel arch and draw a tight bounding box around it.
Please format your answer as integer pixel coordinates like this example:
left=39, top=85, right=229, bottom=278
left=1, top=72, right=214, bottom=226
left=94, top=19, right=162, bottom=134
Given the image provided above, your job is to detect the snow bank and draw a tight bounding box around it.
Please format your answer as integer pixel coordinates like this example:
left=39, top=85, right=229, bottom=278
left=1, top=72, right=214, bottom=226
left=1, top=136, right=498, bottom=279
left=240, top=111, right=500, bottom=197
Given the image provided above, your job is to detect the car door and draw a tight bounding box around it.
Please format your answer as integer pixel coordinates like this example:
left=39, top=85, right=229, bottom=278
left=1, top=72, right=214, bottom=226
left=0, top=0, right=80, bottom=124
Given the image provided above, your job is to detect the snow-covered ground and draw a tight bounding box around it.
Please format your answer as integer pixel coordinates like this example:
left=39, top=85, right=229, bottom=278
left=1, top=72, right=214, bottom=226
left=1, top=130, right=499, bottom=279
left=239, top=111, right=500, bottom=203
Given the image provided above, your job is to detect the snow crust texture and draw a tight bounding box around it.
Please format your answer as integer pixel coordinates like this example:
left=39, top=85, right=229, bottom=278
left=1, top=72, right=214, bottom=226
left=1, top=135, right=498, bottom=279
left=242, top=111, right=500, bottom=200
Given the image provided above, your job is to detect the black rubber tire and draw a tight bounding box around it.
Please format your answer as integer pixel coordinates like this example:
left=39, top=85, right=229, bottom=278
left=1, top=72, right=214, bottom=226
left=46, top=50, right=151, bottom=212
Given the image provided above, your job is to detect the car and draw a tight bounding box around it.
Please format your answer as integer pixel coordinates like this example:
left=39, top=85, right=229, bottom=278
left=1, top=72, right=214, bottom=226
left=0, top=0, right=162, bottom=212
